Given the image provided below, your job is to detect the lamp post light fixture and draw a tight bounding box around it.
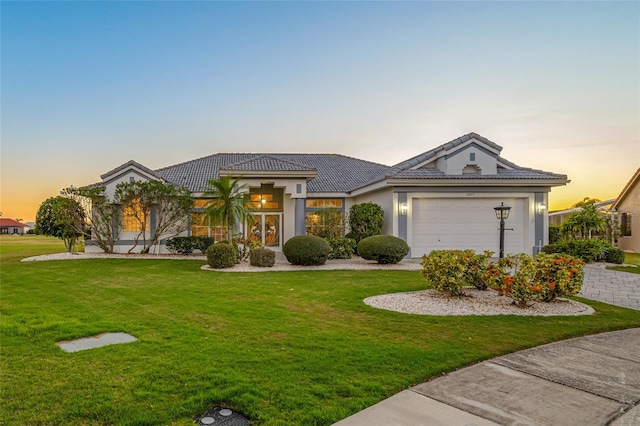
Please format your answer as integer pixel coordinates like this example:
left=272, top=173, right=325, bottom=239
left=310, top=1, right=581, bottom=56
left=494, top=202, right=511, bottom=259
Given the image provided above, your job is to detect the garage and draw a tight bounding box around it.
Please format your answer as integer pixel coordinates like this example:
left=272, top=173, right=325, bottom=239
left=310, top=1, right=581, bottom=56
left=410, top=197, right=527, bottom=258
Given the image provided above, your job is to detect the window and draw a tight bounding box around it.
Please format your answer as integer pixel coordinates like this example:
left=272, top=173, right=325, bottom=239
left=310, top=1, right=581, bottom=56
left=305, top=209, right=344, bottom=239
left=248, top=184, right=283, bottom=211
left=621, top=213, right=632, bottom=237
left=305, top=199, right=343, bottom=208
left=122, top=202, right=149, bottom=232
left=191, top=203, right=227, bottom=241
left=470, top=152, right=476, bottom=161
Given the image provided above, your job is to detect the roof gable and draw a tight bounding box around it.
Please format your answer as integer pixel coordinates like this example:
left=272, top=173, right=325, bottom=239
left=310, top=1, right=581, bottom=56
left=613, top=167, right=640, bottom=210
left=101, top=160, right=164, bottom=182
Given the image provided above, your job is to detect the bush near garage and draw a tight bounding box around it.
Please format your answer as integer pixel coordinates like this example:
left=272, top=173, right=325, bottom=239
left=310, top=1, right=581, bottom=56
left=357, top=235, right=409, bottom=265
left=422, top=250, right=468, bottom=296
left=206, top=242, right=237, bottom=269
left=423, top=249, right=585, bottom=306
left=249, top=247, right=276, bottom=267
left=283, top=235, right=330, bottom=266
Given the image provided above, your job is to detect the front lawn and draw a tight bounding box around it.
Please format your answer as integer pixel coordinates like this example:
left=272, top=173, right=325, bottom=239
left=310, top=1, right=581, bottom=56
left=2, top=237, right=640, bottom=425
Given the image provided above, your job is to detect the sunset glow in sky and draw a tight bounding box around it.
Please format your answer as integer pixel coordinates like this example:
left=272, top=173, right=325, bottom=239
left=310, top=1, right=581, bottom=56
left=2, top=1, right=639, bottom=221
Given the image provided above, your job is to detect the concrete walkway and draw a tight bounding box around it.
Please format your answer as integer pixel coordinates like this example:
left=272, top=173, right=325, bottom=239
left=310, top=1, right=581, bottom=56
left=334, top=328, right=640, bottom=426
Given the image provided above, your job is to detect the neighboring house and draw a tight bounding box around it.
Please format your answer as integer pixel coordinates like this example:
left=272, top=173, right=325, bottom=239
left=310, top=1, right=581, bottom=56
left=86, top=132, right=568, bottom=257
left=613, top=167, right=640, bottom=252
left=548, top=199, right=615, bottom=227
left=0, top=219, right=27, bottom=235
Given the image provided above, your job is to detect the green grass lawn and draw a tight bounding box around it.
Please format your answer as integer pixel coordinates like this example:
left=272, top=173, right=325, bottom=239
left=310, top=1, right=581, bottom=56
left=2, top=237, right=640, bottom=425
left=608, top=252, right=640, bottom=274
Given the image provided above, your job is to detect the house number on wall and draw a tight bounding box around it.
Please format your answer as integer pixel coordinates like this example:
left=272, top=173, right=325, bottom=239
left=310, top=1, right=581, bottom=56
left=466, top=193, right=475, bottom=197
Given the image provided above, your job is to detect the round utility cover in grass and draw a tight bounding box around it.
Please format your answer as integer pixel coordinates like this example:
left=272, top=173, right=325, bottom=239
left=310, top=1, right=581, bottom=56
left=196, top=407, right=249, bottom=426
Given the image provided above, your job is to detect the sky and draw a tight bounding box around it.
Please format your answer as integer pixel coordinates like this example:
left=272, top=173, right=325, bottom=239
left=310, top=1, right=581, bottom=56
left=1, top=1, right=639, bottom=222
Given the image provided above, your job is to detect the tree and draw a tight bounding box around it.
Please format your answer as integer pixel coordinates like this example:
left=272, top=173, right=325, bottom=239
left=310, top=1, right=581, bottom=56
left=114, top=180, right=194, bottom=254
left=203, top=176, right=254, bottom=240
left=35, top=196, right=86, bottom=252
left=346, top=202, right=384, bottom=243
left=561, top=198, right=607, bottom=239
left=62, top=186, right=121, bottom=253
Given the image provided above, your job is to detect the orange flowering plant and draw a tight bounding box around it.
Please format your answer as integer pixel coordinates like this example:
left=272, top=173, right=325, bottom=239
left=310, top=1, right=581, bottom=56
left=461, top=250, right=494, bottom=290
left=485, top=252, right=585, bottom=307
left=534, top=253, right=584, bottom=302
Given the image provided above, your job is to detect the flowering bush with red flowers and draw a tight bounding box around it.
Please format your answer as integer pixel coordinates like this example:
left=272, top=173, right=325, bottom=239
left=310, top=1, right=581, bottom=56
left=461, top=250, right=494, bottom=290
left=534, top=253, right=585, bottom=302
left=424, top=250, right=585, bottom=307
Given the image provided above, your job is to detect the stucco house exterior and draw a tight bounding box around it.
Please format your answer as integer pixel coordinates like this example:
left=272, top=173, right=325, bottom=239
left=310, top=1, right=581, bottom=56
left=86, top=132, right=568, bottom=257
left=613, top=167, right=640, bottom=252
left=0, top=219, right=27, bottom=235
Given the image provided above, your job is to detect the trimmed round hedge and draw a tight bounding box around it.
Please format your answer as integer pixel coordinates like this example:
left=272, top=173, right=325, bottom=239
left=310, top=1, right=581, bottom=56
left=249, top=246, right=276, bottom=267
left=357, top=235, right=409, bottom=264
left=206, top=243, right=237, bottom=269
left=283, top=235, right=330, bottom=266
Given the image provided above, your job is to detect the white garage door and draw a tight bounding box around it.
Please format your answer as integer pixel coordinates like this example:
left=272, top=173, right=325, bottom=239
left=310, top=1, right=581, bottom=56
left=411, top=198, right=526, bottom=258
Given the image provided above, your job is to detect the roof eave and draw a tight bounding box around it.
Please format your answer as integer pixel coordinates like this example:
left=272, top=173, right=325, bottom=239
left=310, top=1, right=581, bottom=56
left=613, top=167, right=640, bottom=210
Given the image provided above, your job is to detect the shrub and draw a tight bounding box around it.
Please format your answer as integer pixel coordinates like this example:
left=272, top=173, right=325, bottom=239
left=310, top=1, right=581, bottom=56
left=422, top=250, right=467, bottom=296
left=461, top=250, right=494, bottom=290
left=326, top=237, right=356, bottom=260
left=555, top=239, right=609, bottom=262
left=535, top=253, right=584, bottom=302
left=193, top=237, right=215, bottom=254
left=346, top=203, right=384, bottom=244
left=249, top=247, right=276, bottom=267
left=541, top=244, right=557, bottom=254
left=548, top=225, right=562, bottom=244
left=283, top=235, right=330, bottom=266
left=605, top=247, right=625, bottom=265
left=358, top=235, right=409, bottom=265
left=166, top=237, right=194, bottom=255
left=206, top=243, right=237, bottom=269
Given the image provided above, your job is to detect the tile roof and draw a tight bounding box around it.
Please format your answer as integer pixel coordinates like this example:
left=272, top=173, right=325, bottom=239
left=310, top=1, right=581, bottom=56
left=147, top=132, right=567, bottom=193
left=0, top=218, right=26, bottom=227
left=220, top=155, right=317, bottom=172
left=155, top=153, right=390, bottom=193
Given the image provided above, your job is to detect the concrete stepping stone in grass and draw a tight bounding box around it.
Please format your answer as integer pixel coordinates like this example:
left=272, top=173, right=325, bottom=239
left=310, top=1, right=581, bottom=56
left=56, top=332, right=137, bottom=353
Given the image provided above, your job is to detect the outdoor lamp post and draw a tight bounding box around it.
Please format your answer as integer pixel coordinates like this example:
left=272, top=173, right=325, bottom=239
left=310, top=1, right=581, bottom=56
left=494, top=202, right=511, bottom=259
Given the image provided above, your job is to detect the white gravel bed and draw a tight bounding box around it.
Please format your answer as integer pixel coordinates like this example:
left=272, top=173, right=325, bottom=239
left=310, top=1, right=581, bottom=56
left=21, top=252, right=206, bottom=262
left=364, top=287, right=595, bottom=316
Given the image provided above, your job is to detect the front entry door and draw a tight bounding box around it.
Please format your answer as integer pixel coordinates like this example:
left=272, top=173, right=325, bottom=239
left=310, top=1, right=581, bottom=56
left=251, top=213, right=282, bottom=248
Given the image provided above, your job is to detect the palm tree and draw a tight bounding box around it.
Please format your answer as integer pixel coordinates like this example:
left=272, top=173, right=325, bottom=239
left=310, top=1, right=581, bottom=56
left=203, top=176, right=254, bottom=241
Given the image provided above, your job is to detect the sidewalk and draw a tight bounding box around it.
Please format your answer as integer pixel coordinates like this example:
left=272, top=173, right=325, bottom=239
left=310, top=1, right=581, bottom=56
left=334, top=328, right=640, bottom=426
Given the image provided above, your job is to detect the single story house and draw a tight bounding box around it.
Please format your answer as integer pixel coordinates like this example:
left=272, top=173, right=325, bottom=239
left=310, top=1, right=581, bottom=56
left=86, top=132, right=568, bottom=257
left=0, top=218, right=27, bottom=235
left=613, top=167, right=640, bottom=252
left=548, top=199, right=614, bottom=226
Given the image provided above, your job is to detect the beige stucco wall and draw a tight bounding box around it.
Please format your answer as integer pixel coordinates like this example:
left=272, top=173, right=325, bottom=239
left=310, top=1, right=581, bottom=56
left=617, top=181, right=640, bottom=252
